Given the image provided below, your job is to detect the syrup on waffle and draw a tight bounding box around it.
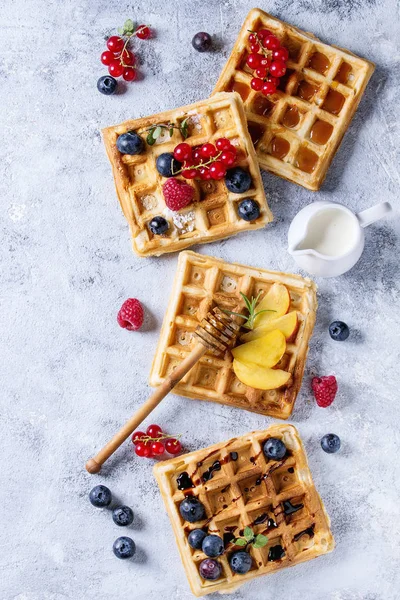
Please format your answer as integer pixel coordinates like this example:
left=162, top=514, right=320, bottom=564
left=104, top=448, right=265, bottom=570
left=102, top=92, right=272, bottom=257
left=149, top=251, right=317, bottom=419
left=213, top=9, right=375, bottom=190
left=154, top=424, right=334, bottom=596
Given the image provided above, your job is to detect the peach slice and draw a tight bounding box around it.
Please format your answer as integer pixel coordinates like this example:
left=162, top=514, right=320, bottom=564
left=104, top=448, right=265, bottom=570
left=232, top=330, right=286, bottom=369
left=233, top=359, right=291, bottom=390
left=241, top=311, right=298, bottom=343
left=253, top=283, right=291, bottom=329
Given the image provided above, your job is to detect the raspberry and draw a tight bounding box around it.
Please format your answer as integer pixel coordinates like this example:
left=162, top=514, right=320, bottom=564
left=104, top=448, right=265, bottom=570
left=162, top=179, right=194, bottom=211
left=311, top=376, right=338, bottom=408
left=117, top=298, right=144, bottom=331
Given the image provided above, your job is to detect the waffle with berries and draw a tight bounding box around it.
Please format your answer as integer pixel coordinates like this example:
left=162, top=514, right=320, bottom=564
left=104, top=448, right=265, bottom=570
left=153, top=424, right=334, bottom=596
left=102, top=92, right=272, bottom=257
left=213, top=8, right=375, bottom=190
left=149, top=251, right=317, bottom=419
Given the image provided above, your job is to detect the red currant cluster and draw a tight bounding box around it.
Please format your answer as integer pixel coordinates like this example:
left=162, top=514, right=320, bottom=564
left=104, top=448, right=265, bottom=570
left=173, top=138, right=237, bottom=181
left=100, top=25, right=151, bottom=82
left=132, top=424, right=182, bottom=458
left=247, top=29, right=289, bottom=96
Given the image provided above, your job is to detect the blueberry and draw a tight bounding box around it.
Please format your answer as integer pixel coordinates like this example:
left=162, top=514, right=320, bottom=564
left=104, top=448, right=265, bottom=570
left=188, top=529, right=207, bottom=549
left=202, top=535, right=224, bottom=558
left=321, top=433, right=341, bottom=454
left=192, top=32, right=212, bottom=52
left=112, top=505, right=134, bottom=526
left=263, top=438, right=287, bottom=460
left=199, top=558, right=222, bottom=580
left=97, top=75, right=117, bottom=95
left=225, top=167, right=252, bottom=194
left=179, top=497, right=206, bottom=523
left=113, top=536, right=136, bottom=559
left=238, top=199, right=260, bottom=221
left=156, top=152, right=182, bottom=177
left=116, top=132, right=145, bottom=155
left=149, top=216, right=169, bottom=235
left=89, top=485, right=112, bottom=508
left=229, top=551, right=252, bottom=574
left=329, top=321, right=350, bottom=341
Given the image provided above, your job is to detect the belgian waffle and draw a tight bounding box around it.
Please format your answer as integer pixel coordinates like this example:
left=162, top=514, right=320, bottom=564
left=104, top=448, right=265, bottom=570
left=213, top=9, right=375, bottom=190
left=102, top=92, right=272, bottom=257
left=149, top=251, right=317, bottom=419
left=153, top=424, right=334, bottom=596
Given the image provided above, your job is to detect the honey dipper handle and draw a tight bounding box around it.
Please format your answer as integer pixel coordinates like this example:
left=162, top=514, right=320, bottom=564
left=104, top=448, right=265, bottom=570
left=85, top=342, right=207, bottom=474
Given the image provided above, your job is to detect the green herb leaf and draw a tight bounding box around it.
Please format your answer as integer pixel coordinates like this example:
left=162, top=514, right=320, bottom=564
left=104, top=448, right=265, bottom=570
left=169, top=127, right=174, bottom=137
left=243, top=527, right=254, bottom=541
left=234, top=538, right=247, bottom=547
left=153, top=126, right=162, bottom=139
left=124, top=19, right=134, bottom=32
left=117, top=27, right=125, bottom=35
left=147, top=131, right=156, bottom=145
left=180, top=117, right=189, bottom=139
left=253, top=534, right=268, bottom=549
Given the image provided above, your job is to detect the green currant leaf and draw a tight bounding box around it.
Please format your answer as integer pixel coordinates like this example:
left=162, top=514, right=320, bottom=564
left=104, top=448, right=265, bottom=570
left=124, top=19, right=134, bottom=31
left=117, top=27, right=125, bottom=35
left=253, top=534, right=268, bottom=548
left=243, top=527, right=254, bottom=541
left=234, top=538, right=247, bottom=547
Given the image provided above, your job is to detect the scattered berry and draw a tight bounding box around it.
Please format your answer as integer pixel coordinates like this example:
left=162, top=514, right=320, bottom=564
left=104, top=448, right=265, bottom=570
left=199, top=558, right=222, bottom=580
left=97, top=75, right=118, bottom=95
left=329, top=321, right=350, bottom=341
left=132, top=431, right=146, bottom=444
left=116, top=132, right=145, bottom=155
left=188, top=529, right=207, bottom=549
left=101, top=50, right=115, bottom=66
left=321, top=433, right=341, bottom=454
left=202, top=535, right=224, bottom=558
left=146, top=424, right=162, bottom=437
left=238, top=199, right=260, bottom=221
left=174, top=143, right=192, bottom=162
left=192, top=32, right=212, bottom=52
left=122, top=67, right=137, bottom=81
left=89, top=485, right=112, bottom=508
left=112, top=506, right=134, bottom=526
left=225, top=167, right=252, bottom=194
left=263, top=437, right=287, bottom=460
left=165, top=438, right=182, bottom=455
left=117, top=298, right=144, bottom=331
left=113, top=536, right=136, bottom=559
left=156, top=152, right=182, bottom=178
left=179, top=497, right=206, bottom=523
left=135, top=442, right=151, bottom=457
left=107, top=36, right=124, bottom=53
left=312, top=376, right=338, bottom=408
left=230, top=551, right=252, bottom=574
left=149, top=216, right=169, bottom=235
left=150, top=441, right=165, bottom=456
left=162, top=179, right=194, bottom=211
left=136, top=25, right=151, bottom=40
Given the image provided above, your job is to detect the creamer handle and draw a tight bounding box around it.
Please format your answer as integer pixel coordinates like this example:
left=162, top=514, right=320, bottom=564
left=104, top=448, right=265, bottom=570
left=356, top=202, right=392, bottom=228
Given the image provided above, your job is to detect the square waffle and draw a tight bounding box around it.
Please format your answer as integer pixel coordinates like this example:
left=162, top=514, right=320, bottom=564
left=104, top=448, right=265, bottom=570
left=153, top=424, right=334, bottom=596
left=102, top=92, right=272, bottom=257
left=149, top=251, right=317, bottom=419
left=213, top=8, right=375, bottom=190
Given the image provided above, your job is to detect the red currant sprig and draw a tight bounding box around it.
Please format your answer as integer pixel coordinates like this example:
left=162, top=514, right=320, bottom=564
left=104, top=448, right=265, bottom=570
left=132, top=424, right=183, bottom=458
left=100, top=20, right=152, bottom=82
left=247, top=29, right=288, bottom=97
left=172, top=138, right=237, bottom=181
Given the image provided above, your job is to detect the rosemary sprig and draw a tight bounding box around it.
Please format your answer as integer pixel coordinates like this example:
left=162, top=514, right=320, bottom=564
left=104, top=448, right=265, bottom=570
left=143, top=118, right=189, bottom=146
left=223, top=292, right=276, bottom=330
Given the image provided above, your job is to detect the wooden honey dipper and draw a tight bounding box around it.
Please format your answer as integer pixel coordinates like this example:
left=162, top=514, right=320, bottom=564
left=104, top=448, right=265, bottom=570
left=85, top=307, right=240, bottom=473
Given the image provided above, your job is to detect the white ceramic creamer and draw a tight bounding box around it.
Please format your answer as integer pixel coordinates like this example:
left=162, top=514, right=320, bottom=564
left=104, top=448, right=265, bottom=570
left=288, top=201, right=392, bottom=277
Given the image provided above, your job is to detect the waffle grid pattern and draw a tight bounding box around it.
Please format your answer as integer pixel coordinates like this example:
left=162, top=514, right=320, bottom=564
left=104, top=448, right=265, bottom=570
left=149, top=251, right=317, bottom=419
left=154, top=425, right=334, bottom=596
left=102, top=93, right=272, bottom=257
left=213, top=9, right=375, bottom=190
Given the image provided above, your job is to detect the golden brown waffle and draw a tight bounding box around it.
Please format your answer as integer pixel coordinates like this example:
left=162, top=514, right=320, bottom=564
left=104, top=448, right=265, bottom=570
left=149, top=251, right=317, bottom=419
left=102, top=92, right=272, bottom=257
left=154, top=424, right=334, bottom=596
left=213, top=9, right=375, bottom=190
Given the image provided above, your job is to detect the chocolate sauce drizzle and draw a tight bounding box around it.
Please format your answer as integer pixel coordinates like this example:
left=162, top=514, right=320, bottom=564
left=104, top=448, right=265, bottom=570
left=293, top=524, right=315, bottom=542
left=268, top=545, right=285, bottom=561
left=283, top=499, right=304, bottom=515
left=202, top=460, right=222, bottom=482
left=177, top=472, right=194, bottom=491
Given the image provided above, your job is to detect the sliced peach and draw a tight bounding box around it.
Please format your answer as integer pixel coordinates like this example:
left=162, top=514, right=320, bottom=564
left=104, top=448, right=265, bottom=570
left=241, top=311, right=298, bottom=343
left=253, top=283, right=291, bottom=329
left=233, top=359, right=291, bottom=390
left=232, top=330, right=286, bottom=369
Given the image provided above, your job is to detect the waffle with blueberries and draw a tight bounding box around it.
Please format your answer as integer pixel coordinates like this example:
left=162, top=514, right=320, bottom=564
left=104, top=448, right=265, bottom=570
left=153, top=424, right=334, bottom=596
left=149, top=251, right=317, bottom=419
left=213, top=8, right=375, bottom=190
left=102, top=92, right=272, bottom=257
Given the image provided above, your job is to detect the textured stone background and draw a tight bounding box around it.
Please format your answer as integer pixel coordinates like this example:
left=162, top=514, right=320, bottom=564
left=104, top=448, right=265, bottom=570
left=1, top=0, right=399, bottom=599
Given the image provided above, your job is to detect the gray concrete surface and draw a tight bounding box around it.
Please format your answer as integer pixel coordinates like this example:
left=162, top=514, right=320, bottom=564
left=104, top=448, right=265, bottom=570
left=1, top=0, right=399, bottom=599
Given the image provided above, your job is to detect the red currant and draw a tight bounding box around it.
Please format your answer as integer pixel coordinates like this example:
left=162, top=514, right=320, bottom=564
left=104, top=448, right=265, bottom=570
left=174, top=143, right=192, bottom=162
left=108, top=61, right=124, bottom=77
left=165, top=438, right=182, bottom=455
left=246, top=53, right=262, bottom=69
left=215, top=138, right=231, bottom=151
left=132, top=431, right=146, bottom=444
left=209, top=161, right=226, bottom=180
left=248, top=33, right=258, bottom=44
left=200, top=143, right=218, bottom=159
left=267, top=76, right=279, bottom=87
left=262, top=81, right=277, bottom=96
left=250, top=43, right=260, bottom=53
left=101, top=50, right=114, bottom=66
left=136, top=25, right=151, bottom=40
left=151, top=441, right=165, bottom=456
left=264, top=35, right=280, bottom=50
left=192, top=148, right=202, bottom=164
left=135, top=442, right=151, bottom=457
left=250, top=77, right=263, bottom=91
left=220, top=150, right=236, bottom=166
left=182, top=167, right=197, bottom=179
left=146, top=424, right=162, bottom=437
left=255, top=66, right=268, bottom=79
left=121, top=49, right=136, bottom=65
left=258, top=28, right=272, bottom=40
left=270, top=60, right=287, bottom=78
left=199, top=166, right=211, bottom=180
left=107, top=36, right=124, bottom=53
left=123, top=68, right=137, bottom=81
left=273, top=47, right=289, bottom=62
